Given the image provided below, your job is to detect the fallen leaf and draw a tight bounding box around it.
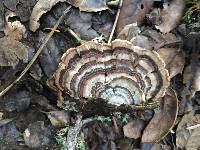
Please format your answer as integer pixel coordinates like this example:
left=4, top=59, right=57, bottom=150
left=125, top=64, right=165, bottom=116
left=0, top=1, right=5, bottom=30
left=92, top=11, right=113, bottom=38
left=29, top=0, right=67, bottom=32
left=3, top=0, right=38, bottom=22
left=31, top=94, right=57, bottom=111
left=30, top=0, right=108, bottom=32
left=37, top=31, right=63, bottom=77
left=0, top=89, right=31, bottom=112
left=116, top=0, right=154, bottom=34
left=116, top=138, right=133, bottom=150
left=154, top=0, right=185, bottom=33
left=181, top=32, right=200, bottom=98
left=0, top=120, right=20, bottom=148
left=186, top=127, right=200, bottom=150
left=64, top=8, right=99, bottom=40
left=23, top=121, right=53, bottom=149
left=0, top=112, right=3, bottom=120
left=151, top=143, right=171, bottom=150
left=3, top=0, right=19, bottom=11
left=118, top=24, right=181, bottom=50
left=0, top=118, right=14, bottom=127
left=117, top=23, right=141, bottom=41
left=4, top=10, right=27, bottom=40
left=123, top=119, right=145, bottom=139
left=45, top=110, right=71, bottom=127
left=183, top=60, right=200, bottom=98
left=16, top=0, right=38, bottom=22
left=176, top=111, right=200, bottom=150
left=157, top=48, right=185, bottom=78
left=0, top=37, right=28, bottom=67
left=67, top=0, right=108, bottom=12
left=141, top=88, right=178, bottom=142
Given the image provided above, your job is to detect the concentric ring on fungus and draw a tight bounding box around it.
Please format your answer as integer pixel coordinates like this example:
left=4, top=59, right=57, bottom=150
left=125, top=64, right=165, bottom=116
left=53, top=39, right=170, bottom=106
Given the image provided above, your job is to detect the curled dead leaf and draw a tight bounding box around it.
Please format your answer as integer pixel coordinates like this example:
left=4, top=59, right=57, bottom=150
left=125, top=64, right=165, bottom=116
left=67, top=0, right=108, bottom=12
left=29, top=0, right=67, bottom=32
left=141, top=88, right=178, bottom=143
left=0, top=1, right=5, bottom=30
left=123, top=119, right=145, bottom=139
left=45, top=110, right=70, bottom=127
left=151, top=143, right=171, bottom=150
left=154, top=0, right=185, bottom=33
left=64, top=8, right=99, bottom=40
left=4, top=10, right=26, bottom=40
left=176, top=111, right=200, bottom=150
left=183, top=64, right=200, bottom=98
left=0, top=112, right=3, bottom=120
left=116, top=0, right=154, bottom=34
left=23, top=121, right=52, bottom=149
left=157, top=48, right=185, bottom=78
left=0, top=118, right=14, bottom=127
left=0, top=37, right=28, bottom=67
left=30, top=0, right=108, bottom=32
left=117, top=23, right=141, bottom=42
left=118, top=24, right=182, bottom=51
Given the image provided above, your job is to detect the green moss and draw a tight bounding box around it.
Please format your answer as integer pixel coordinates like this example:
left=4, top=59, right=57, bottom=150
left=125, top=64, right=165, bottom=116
left=55, top=126, right=87, bottom=150
left=55, top=127, right=69, bottom=150
left=76, top=137, right=87, bottom=150
left=183, top=0, right=200, bottom=29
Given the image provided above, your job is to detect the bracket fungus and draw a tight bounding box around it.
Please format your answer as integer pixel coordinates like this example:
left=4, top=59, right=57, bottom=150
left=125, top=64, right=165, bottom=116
left=51, top=39, right=170, bottom=107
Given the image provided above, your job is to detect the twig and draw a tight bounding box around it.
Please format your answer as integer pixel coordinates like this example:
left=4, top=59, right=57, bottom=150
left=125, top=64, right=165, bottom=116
left=0, top=6, right=71, bottom=97
left=107, top=0, right=123, bottom=44
left=187, top=124, right=200, bottom=130
left=67, top=28, right=82, bottom=44
left=66, top=114, right=97, bottom=150
left=67, top=114, right=82, bottom=150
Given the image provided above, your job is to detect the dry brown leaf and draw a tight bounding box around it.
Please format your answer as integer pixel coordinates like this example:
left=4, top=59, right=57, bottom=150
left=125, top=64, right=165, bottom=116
left=123, top=119, right=145, bottom=139
left=151, top=143, right=171, bottom=150
left=118, top=24, right=181, bottom=51
left=154, top=0, right=185, bottom=33
left=0, top=112, right=3, bottom=121
left=157, top=48, right=185, bottom=78
left=30, top=0, right=108, bottom=32
left=176, top=111, right=200, bottom=150
left=4, top=10, right=26, bottom=40
left=29, top=0, right=66, bottom=32
left=0, top=37, right=28, bottom=67
left=23, top=121, right=52, bottom=149
left=0, top=1, right=5, bottom=30
left=0, top=118, right=14, bottom=127
left=141, top=88, right=178, bottom=142
left=183, top=64, right=200, bottom=98
left=67, top=0, right=108, bottom=12
left=64, top=8, right=99, bottom=40
left=45, top=110, right=70, bottom=127
left=117, top=23, right=141, bottom=41
left=116, top=138, right=134, bottom=150
left=116, top=0, right=154, bottom=34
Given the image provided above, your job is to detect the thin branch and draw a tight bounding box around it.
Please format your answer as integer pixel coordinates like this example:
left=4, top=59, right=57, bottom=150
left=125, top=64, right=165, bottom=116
left=187, top=124, right=200, bottom=130
left=67, top=114, right=82, bottom=150
left=67, top=28, right=82, bottom=44
left=107, top=0, right=123, bottom=44
left=0, top=6, right=71, bottom=97
left=67, top=114, right=97, bottom=150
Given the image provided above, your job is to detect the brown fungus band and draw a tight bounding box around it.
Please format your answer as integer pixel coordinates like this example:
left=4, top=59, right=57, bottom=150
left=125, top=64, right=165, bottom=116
left=53, top=40, right=170, bottom=106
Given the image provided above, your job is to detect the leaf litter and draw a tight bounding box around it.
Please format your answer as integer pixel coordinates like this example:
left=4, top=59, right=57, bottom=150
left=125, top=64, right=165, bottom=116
left=0, top=0, right=199, bottom=149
